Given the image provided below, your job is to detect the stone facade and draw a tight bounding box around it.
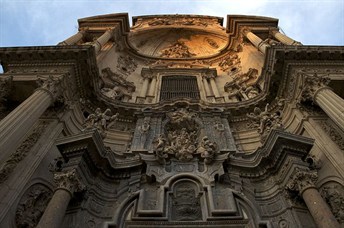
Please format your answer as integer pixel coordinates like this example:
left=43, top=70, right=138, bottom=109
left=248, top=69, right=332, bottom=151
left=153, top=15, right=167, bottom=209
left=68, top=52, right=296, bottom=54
left=0, top=13, right=343, bottom=228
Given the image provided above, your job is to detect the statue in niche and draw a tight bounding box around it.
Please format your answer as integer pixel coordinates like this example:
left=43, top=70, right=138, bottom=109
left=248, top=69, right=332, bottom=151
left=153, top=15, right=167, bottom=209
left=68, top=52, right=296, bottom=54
left=15, top=184, right=53, bottom=228
left=83, top=108, right=119, bottom=137
left=160, top=41, right=195, bottom=58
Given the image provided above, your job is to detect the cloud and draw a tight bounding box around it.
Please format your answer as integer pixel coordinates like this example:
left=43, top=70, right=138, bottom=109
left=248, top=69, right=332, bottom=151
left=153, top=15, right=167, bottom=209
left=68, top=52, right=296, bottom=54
left=0, top=0, right=343, bottom=46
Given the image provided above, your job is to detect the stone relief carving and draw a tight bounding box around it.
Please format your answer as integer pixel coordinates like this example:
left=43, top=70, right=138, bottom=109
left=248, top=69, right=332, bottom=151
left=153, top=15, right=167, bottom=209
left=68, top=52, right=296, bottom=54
left=36, top=75, right=63, bottom=100
left=54, top=169, right=86, bottom=194
left=171, top=182, right=202, bottom=221
left=318, top=120, right=344, bottom=150
left=320, top=183, right=344, bottom=223
left=286, top=168, right=318, bottom=194
left=300, top=73, right=331, bottom=104
left=218, top=54, right=240, bottom=72
left=0, top=121, right=49, bottom=184
left=225, top=68, right=259, bottom=101
left=160, top=41, right=195, bottom=58
left=152, top=109, right=219, bottom=163
left=15, top=184, right=53, bottom=228
left=145, top=17, right=218, bottom=28
left=101, top=67, right=135, bottom=101
left=0, top=76, right=13, bottom=111
left=116, top=56, right=138, bottom=75
left=83, top=108, right=119, bottom=137
left=246, top=100, right=284, bottom=141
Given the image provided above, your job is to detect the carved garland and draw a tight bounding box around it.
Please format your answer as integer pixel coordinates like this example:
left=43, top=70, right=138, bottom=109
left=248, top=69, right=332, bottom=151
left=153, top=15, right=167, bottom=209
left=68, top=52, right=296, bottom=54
left=0, top=121, right=49, bottom=184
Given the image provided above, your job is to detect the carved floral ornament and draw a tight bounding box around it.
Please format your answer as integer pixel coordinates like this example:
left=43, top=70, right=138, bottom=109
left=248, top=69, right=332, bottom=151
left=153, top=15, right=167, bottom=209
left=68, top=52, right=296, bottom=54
left=300, top=73, right=331, bottom=103
left=54, top=169, right=86, bottom=194
left=160, top=41, right=195, bottom=58
left=152, top=108, right=219, bottom=163
left=286, top=168, right=318, bottom=195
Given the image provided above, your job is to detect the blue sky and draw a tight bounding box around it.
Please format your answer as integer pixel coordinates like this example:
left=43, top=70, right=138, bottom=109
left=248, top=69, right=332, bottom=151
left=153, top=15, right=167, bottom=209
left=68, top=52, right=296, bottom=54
left=0, top=0, right=343, bottom=47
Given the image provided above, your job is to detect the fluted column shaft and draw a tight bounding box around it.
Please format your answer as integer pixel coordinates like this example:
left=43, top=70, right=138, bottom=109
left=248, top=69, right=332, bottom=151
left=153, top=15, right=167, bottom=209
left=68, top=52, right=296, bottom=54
left=271, top=30, right=302, bottom=45
left=147, top=77, right=157, bottom=97
left=58, top=30, right=85, bottom=45
left=243, top=29, right=268, bottom=54
left=209, top=78, right=220, bottom=97
left=314, top=87, right=344, bottom=132
left=140, top=78, right=149, bottom=97
left=0, top=85, right=56, bottom=163
left=94, top=29, right=114, bottom=54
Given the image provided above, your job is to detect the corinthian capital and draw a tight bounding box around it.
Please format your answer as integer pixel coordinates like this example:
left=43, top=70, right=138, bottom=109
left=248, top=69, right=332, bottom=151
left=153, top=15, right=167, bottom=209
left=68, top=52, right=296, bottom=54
left=286, top=168, right=318, bottom=195
left=300, top=73, right=331, bottom=103
left=36, top=75, right=63, bottom=101
left=54, top=170, right=85, bottom=194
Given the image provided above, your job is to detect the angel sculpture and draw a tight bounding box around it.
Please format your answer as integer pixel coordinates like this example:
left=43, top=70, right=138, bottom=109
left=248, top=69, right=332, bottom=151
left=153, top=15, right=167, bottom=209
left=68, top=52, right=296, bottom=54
left=247, top=103, right=270, bottom=134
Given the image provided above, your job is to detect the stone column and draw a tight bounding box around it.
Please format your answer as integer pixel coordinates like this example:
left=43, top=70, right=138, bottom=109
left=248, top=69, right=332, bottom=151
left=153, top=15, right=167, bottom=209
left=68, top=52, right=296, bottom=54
left=93, top=28, right=115, bottom=54
left=242, top=28, right=269, bottom=54
left=287, top=169, right=340, bottom=228
left=270, top=30, right=302, bottom=45
left=301, top=74, right=344, bottom=132
left=140, top=77, right=150, bottom=98
left=147, top=76, right=157, bottom=97
left=202, top=77, right=212, bottom=97
left=58, top=30, right=86, bottom=45
left=37, top=170, right=85, bottom=228
left=0, top=76, right=62, bottom=163
left=209, top=78, right=220, bottom=97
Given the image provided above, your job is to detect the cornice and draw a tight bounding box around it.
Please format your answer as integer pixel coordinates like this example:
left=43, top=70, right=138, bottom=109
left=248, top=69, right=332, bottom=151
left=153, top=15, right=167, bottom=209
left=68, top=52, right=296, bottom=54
left=78, top=13, right=130, bottom=34
left=55, top=130, right=142, bottom=178
left=229, top=129, right=314, bottom=179
left=0, top=45, right=99, bottom=99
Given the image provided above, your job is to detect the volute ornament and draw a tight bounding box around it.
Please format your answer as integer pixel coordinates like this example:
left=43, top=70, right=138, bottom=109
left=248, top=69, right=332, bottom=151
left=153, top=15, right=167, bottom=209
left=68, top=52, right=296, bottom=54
left=300, top=73, right=331, bottom=104
left=54, top=169, right=86, bottom=194
left=286, top=168, right=318, bottom=195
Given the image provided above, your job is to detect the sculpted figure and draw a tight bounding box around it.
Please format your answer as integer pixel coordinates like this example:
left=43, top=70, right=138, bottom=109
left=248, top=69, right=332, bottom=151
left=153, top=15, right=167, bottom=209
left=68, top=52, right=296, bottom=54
left=197, top=136, right=218, bottom=164
left=247, top=104, right=270, bottom=134
left=83, top=108, right=119, bottom=134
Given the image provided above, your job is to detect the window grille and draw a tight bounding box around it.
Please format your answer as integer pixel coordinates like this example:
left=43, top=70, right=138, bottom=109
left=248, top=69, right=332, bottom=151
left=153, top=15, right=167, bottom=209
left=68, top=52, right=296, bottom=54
left=160, top=76, right=200, bottom=101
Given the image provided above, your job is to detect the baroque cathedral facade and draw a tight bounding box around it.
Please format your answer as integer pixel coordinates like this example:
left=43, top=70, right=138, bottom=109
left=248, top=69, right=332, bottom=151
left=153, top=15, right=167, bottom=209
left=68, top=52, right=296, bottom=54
left=0, top=13, right=343, bottom=228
